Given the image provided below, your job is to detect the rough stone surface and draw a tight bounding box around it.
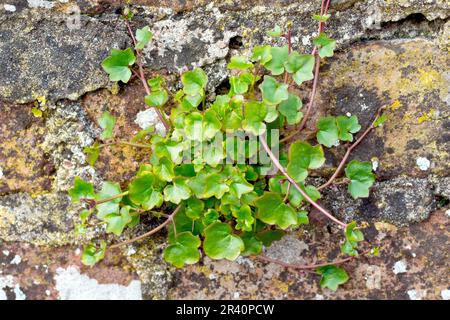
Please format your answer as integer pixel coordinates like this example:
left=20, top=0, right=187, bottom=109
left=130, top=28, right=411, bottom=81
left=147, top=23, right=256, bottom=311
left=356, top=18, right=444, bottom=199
left=0, top=6, right=129, bottom=103
left=168, top=210, right=449, bottom=300
left=0, top=0, right=448, bottom=300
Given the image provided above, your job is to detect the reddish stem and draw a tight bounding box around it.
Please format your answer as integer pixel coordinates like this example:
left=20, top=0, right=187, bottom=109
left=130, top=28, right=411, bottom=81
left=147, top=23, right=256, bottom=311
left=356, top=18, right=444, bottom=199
left=109, top=205, right=182, bottom=249
left=318, top=106, right=386, bottom=190
left=257, top=248, right=372, bottom=270
left=259, top=135, right=347, bottom=228
left=124, top=20, right=170, bottom=131
left=298, top=0, right=331, bottom=131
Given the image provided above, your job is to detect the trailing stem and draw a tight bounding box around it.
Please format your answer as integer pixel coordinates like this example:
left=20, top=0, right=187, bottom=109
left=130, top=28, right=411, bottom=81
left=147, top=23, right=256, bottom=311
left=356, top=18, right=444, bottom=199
left=124, top=20, right=171, bottom=131
left=318, top=105, right=386, bottom=190
left=257, top=248, right=372, bottom=270
left=259, top=135, right=347, bottom=229
left=297, top=0, right=331, bottom=132
left=109, top=204, right=182, bottom=249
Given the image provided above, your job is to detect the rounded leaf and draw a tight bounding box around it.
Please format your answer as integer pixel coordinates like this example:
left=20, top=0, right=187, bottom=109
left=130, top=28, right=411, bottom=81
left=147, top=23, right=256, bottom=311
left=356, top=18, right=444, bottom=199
left=203, top=222, right=244, bottom=260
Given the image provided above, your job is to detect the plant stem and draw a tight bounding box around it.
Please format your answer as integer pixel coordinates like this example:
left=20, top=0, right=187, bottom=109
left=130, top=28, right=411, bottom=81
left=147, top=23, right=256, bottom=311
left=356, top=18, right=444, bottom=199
left=298, top=54, right=321, bottom=131
left=297, top=0, right=331, bottom=132
left=109, top=205, right=182, bottom=249
left=95, top=191, right=129, bottom=206
left=283, top=28, right=292, bottom=83
left=124, top=20, right=171, bottom=131
left=318, top=106, right=385, bottom=191
left=257, top=248, right=371, bottom=270
left=100, top=140, right=152, bottom=149
left=259, top=135, right=347, bottom=228
left=283, top=182, right=291, bottom=202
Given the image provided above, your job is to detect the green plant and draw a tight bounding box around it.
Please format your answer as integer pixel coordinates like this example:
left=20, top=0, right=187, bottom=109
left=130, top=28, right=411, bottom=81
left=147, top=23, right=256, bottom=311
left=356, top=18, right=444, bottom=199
left=70, top=1, right=388, bottom=291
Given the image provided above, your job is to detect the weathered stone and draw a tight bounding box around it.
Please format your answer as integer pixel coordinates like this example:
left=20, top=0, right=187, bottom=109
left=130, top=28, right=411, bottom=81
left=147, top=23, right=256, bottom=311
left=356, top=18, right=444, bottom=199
left=320, top=176, right=436, bottom=226
left=0, top=101, right=54, bottom=195
left=0, top=7, right=129, bottom=103
left=0, top=192, right=76, bottom=245
left=314, top=39, right=450, bottom=180
left=81, top=80, right=153, bottom=184
left=0, top=242, right=140, bottom=300
left=168, top=210, right=449, bottom=300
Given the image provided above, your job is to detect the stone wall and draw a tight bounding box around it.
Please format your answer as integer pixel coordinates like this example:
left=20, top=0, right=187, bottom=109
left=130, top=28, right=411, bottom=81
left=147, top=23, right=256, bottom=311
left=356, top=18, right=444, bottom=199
left=0, top=0, right=448, bottom=300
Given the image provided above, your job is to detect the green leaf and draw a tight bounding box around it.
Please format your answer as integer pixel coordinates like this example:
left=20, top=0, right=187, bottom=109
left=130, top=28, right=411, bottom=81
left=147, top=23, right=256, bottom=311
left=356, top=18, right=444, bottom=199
left=81, top=241, right=106, bottom=267
left=202, top=209, right=220, bottom=226
left=144, top=89, right=169, bottom=107
left=229, top=178, right=254, bottom=199
left=297, top=210, right=309, bottom=225
left=69, top=176, right=95, bottom=203
left=370, top=246, right=380, bottom=257
left=128, top=173, right=163, bottom=210
left=185, top=198, right=205, bottom=220
left=260, top=76, right=289, bottom=105
left=341, top=240, right=358, bottom=257
left=373, top=112, right=387, bottom=128
left=287, top=141, right=325, bottom=182
left=163, top=178, right=192, bottom=204
left=31, top=107, right=43, bottom=117
left=316, top=116, right=339, bottom=148
left=317, top=265, right=349, bottom=291
left=317, top=115, right=361, bottom=147
left=255, top=229, right=285, bottom=246
left=278, top=93, right=303, bottom=125
left=153, top=157, right=175, bottom=182
left=228, top=56, right=253, bottom=70
left=233, top=205, right=254, bottom=232
left=312, top=14, right=331, bottom=22
left=99, top=111, right=116, bottom=140
left=168, top=208, right=204, bottom=243
left=241, top=232, right=263, bottom=256
left=313, top=33, right=336, bottom=58
left=345, top=160, right=375, bottom=199
left=175, top=164, right=196, bottom=177
left=104, top=206, right=132, bottom=236
left=242, top=101, right=268, bottom=135
left=95, top=181, right=122, bottom=219
left=132, top=127, right=155, bottom=143
left=346, top=221, right=364, bottom=243
left=164, top=231, right=201, bottom=268
left=336, top=115, right=361, bottom=142
left=251, top=45, right=272, bottom=65
left=204, top=173, right=230, bottom=199
left=147, top=75, right=164, bottom=90
left=135, top=26, right=152, bottom=50
left=264, top=46, right=289, bottom=75
left=255, top=192, right=297, bottom=229
left=229, top=72, right=254, bottom=95
left=84, top=143, right=100, bottom=167
left=284, top=52, right=315, bottom=85
left=79, top=209, right=91, bottom=223
left=181, top=68, right=208, bottom=96
left=203, top=222, right=244, bottom=260
left=267, top=25, right=282, bottom=37
left=101, top=48, right=136, bottom=83
left=184, top=111, right=221, bottom=142
left=341, top=221, right=365, bottom=257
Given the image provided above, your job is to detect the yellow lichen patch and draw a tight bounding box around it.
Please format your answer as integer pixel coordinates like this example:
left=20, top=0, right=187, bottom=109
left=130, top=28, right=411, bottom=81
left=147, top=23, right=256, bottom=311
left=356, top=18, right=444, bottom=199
left=0, top=103, right=54, bottom=195
left=319, top=39, right=450, bottom=177
left=82, top=82, right=153, bottom=183
left=389, top=100, right=402, bottom=111
left=374, top=221, right=398, bottom=233
left=417, top=108, right=436, bottom=124
left=0, top=206, right=16, bottom=229
left=418, top=68, right=443, bottom=90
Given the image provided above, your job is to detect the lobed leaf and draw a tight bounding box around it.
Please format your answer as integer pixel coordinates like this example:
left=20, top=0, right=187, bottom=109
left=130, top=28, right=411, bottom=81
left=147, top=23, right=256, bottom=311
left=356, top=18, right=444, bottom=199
left=101, top=48, right=136, bottom=83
